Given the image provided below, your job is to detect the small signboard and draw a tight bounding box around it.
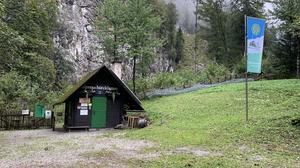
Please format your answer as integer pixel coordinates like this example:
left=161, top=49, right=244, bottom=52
left=80, top=110, right=88, bottom=115
left=79, top=98, right=90, bottom=104
left=45, top=110, right=52, bottom=119
left=22, top=110, right=30, bottom=115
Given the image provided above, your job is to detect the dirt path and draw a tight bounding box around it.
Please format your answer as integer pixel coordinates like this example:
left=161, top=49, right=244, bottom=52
left=0, top=129, right=218, bottom=168
left=0, top=129, right=157, bottom=168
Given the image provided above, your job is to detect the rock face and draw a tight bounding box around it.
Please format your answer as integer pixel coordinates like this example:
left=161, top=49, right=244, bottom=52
left=54, top=0, right=105, bottom=80
left=54, top=0, right=172, bottom=81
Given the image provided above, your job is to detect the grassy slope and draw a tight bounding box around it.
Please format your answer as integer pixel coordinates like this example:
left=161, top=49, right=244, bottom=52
left=126, top=80, right=300, bottom=167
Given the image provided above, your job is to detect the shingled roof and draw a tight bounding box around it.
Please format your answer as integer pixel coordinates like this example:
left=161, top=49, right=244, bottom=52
left=54, top=66, right=143, bottom=111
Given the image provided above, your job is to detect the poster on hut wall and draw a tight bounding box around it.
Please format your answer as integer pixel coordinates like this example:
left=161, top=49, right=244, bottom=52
left=79, top=98, right=90, bottom=104
left=78, top=98, right=90, bottom=115
left=22, top=110, right=29, bottom=115
left=80, top=110, right=88, bottom=115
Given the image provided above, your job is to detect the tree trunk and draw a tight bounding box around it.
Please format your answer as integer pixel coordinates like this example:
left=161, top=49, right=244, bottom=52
left=113, top=34, right=117, bottom=60
left=193, top=0, right=199, bottom=73
left=133, top=56, right=136, bottom=93
left=297, top=39, right=300, bottom=78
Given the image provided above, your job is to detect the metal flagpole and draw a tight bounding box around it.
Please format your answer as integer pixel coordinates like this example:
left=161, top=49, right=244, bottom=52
left=245, top=15, right=249, bottom=122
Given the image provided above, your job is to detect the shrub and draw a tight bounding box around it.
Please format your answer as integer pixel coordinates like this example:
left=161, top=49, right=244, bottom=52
left=127, top=63, right=231, bottom=99
left=202, top=63, right=230, bottom=83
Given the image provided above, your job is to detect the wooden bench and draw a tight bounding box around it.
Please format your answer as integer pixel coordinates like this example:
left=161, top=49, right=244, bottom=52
left=64, top=126, right=90, bottom=132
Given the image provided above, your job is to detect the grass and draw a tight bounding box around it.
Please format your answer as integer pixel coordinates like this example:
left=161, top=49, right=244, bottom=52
left=126, top=79, right=300, bottom=167
left=80, top=150, right=115, bottom=159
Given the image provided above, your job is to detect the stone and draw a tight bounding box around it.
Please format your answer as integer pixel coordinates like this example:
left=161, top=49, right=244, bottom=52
left=86, top=25, right=92, bottom=32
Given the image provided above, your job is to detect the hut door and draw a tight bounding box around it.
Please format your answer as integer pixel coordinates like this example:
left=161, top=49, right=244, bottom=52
left=91, top=96, right=107, bottom=128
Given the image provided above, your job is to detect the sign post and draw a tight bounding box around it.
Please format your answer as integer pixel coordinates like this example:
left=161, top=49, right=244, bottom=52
left=245, top=16, right=266, bottom=122
left=245, top=15, right=248, bottom=122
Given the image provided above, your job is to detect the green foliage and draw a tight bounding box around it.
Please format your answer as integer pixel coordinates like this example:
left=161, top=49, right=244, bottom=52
left=94, top=0, right=127, bottom=60
left=125, top=0, right=162, bottom=75
left=128, top=64, right=231, bottom=98
left=175, top=27, right=184, bottom=64
left=233, top=57, right=246, bottom=75
left=197, top=0, right=265, bottom=68
left=180, top=34, right=208, bottom=69
left=0, top=72, right=32, bottom=114
left=227, top=0, right=264, bottom=67
left=202, top=63, right=230, bottom=82
left=163, top=3, right=178, bottom=64
left=94, top=0, right=161, bottom=92
left=0, top=0, right=72, bottom=114
left=270, top=0, right=300, bottom=78
left=198, top=0, right=229, bottom=65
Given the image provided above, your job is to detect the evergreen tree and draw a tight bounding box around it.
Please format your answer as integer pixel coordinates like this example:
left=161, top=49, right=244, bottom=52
left=271, top=0, right=300, bottom=78
left=125, top=0, right=161, bottom=92
left=175, top=27, right=184, bottom=64
left=197, top=0, right=229, bottom=65
left=228, top=0, right=265, bottom=68
left=0, top=0, right=72, bottom=113
left=164, top=3, right=178, bottom=67
left=94, top=0, right=127, bottom=61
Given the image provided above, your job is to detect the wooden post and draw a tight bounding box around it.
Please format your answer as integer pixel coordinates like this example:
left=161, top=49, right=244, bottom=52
left=51, top=111, right=55, bottom=131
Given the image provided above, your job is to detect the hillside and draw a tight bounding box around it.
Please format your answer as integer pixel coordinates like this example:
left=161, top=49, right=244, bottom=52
left=126, top=79, right=300, bottom=167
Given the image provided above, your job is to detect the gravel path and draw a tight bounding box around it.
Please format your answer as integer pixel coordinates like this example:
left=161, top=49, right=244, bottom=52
left=0, top=129, right=220, bottom=168
left=0, top=129, right=155, bottom=168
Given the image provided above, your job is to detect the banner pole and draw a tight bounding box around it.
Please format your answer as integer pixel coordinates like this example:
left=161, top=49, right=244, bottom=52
left=245, top=15, right=249, bottom=122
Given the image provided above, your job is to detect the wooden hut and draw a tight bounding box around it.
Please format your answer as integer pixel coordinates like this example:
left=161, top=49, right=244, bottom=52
left=54, top=65, right=144, bottom=130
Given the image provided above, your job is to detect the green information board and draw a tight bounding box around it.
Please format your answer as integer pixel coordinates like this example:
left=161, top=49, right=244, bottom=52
left=35, top=104, right=45, bottom=118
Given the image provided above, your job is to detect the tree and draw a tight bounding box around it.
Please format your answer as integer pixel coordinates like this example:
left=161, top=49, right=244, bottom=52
left=164, top=3, right=178, bottom=68
left=193, top=0, right=201, bottom=72
left=228, top=0, right=265, bottom=68
left=272, top=0, right=300, bottom=78
left=125, top=0, right=161, bottom=92
left=0, top=0, right=70, bottom=113
left=0, top=72, right=32, bottom=115
left=175, top=27, right=184, bottom=64
left=94, top=0, right=127, bottom=61
left=197, top=0, right=229, bottom=65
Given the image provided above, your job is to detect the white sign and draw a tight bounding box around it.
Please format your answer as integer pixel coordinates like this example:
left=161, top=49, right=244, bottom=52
left=81, top=103, right=88, bottom=107
left=45, top=110, right=52, bottom=119
left=80, top=110, right=88, bottom=116
left=22, top=110, right=29, bottom=115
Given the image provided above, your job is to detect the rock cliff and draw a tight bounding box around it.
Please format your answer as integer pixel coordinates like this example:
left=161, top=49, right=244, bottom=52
left=54, top=0, right=171, bottom=81
left=54, top=0, right=105, bottom=79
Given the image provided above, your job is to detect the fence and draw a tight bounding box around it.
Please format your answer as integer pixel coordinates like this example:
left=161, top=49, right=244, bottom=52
left=0, top=114, right=55, bottom=130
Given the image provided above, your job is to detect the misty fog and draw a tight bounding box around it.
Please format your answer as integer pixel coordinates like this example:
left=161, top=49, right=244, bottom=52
left=164, top=0, right=196, bottom=33
left=163, top=0, right=273, bottom=33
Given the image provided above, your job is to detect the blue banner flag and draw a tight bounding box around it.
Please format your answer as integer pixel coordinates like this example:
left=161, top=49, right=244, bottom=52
left=247, top=17, right=266, bottom=73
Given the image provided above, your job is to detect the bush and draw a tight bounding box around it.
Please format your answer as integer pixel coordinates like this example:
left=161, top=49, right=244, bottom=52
left=0, top=72, right=32, bottom=114
left=127, top=63, right=231, bottom=99
left=153, top=73, right=176, bottom=89
left=202, top=63, right=230, bottom=82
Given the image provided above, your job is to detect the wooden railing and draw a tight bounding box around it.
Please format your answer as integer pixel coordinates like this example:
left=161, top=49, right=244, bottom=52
left=0, top=114, right=55, bottom=130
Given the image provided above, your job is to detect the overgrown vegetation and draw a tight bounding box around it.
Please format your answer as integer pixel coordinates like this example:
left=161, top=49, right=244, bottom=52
left=126, top=79, right=300, bottom=167
left=197, top=0, right=300, bottom=77
left=0, top=0, right=73, bottom=114
left=128, top=63, right=231, bottom=98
